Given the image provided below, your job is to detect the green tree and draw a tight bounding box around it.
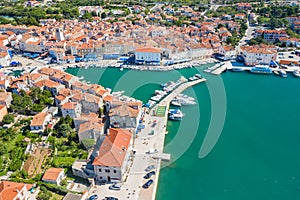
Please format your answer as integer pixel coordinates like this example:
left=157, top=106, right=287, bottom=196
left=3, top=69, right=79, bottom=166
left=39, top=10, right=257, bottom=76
left=101, top=12, right=107, bottom=19
left=36, top=189, right=52, bottom=200
left=2, top=114, right=15, bottom=124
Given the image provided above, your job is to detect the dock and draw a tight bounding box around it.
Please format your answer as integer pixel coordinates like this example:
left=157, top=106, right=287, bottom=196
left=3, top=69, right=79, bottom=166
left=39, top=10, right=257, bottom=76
left=146, top=78, right=206, bottom=200
left=156, top=78, right=206, bottom=110
left=152, top=153, right=171, bottom=161
left=211, top=61, right=232, bottom=75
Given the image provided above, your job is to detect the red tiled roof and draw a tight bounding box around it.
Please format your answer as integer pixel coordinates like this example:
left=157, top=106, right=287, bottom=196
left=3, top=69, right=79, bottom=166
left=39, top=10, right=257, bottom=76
left=135, top=47, right=161, bottom=53
left=93, top=128, right=132, bottom=167
left=42, top=168, right=64, bottom=181
left=0, top=181, right=32, bottom=200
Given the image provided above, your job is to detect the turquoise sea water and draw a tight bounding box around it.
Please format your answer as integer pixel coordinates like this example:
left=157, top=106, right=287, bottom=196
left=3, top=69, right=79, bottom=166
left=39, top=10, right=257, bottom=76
left=66, top=66, right=300, bottom=200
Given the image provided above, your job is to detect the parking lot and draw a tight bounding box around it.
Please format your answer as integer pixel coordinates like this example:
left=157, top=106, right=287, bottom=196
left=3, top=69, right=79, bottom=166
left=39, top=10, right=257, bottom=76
left=277, top=51, right=300, bottom=63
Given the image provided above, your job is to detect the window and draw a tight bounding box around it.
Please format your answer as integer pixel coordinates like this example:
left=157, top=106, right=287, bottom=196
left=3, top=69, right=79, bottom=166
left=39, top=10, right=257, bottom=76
left=100, top=176, right=102, bottom=179
left=114, top=170, right=117, bottom=173
left=105, top=169, right=110, bottom=173
left=99, top=169, right=101, bottom=172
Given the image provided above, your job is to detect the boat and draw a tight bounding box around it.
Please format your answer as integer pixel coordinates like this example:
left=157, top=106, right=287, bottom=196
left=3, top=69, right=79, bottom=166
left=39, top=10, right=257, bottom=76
left=168, top=109, right=183, bottom=120
left=231, top=67, right=244, bottom=72
left=120, top=67, right=124, bottom=71
left=151, top=94, right=162, bottom=101
left=188, top=76, right=195, bottom=81
left=279, top=69, right=287, bottom=78
left=171, top=99, right=181, bottom=107
left=273, top=70, right=280, bottom=76
left=250, top=65, right=272, bottom=74
left=178, top=94, right=195, bottom=101
left=155, top=90, right=167, bottom=96
left=194, top=74, right=203, bottom=79
left=293, top=70, right=300, bottom=77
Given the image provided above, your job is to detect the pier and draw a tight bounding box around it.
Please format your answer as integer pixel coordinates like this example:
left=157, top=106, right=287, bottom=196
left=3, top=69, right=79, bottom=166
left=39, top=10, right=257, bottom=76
left=211, top=61, right=232, bottom=75
left=143, top=78, right=206, bottom=200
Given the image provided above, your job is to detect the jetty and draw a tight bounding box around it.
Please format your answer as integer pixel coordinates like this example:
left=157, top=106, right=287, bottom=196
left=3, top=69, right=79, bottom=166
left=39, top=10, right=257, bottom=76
left=142, top=77, right=206, bottom=200
left=211, top=61, right=232, bottom=75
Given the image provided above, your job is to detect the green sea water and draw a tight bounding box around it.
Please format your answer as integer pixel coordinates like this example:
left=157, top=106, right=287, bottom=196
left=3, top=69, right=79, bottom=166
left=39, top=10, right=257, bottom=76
left=66, top=66, right=300, bottom=200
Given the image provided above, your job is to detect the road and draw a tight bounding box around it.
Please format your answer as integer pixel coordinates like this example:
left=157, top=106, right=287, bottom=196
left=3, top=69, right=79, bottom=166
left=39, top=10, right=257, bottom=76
left=87, top=78, right=206, bottom=200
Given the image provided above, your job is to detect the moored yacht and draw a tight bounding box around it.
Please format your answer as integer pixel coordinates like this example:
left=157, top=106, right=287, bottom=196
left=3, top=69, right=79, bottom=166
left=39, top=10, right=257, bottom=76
left=168, top=109, right=183, bottom=120
left=171, top=99, right=181, bottom=107
left=279, top=69, right=287, bottom=78
left=293, top=70, right=300, bottom=77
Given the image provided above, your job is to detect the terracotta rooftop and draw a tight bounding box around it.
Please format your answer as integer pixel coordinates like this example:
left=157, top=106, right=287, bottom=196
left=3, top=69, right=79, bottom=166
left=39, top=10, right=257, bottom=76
left=93, top=128, right=132, bottom=167
left=0, top=181, right=32, bottom=200
left=135, top=47, right=161, bottom=53
left=42, top=168, right=64, bottom=181
left=30, top=112, right=48, bottom=127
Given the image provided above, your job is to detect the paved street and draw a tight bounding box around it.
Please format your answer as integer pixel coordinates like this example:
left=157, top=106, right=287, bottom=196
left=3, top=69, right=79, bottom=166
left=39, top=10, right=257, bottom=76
left=88, top=113, right=167, bottom=200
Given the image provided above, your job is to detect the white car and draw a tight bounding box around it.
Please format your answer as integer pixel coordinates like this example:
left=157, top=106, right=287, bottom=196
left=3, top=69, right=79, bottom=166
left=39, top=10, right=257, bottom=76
left=147, top=148, right=158, bottom=154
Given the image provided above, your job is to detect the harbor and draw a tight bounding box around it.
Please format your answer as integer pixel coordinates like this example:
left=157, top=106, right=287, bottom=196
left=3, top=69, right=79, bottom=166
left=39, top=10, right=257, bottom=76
left=87, top=73, right=206, bottom=200
left=0, top=57, right=217, bottom=76
left=204, top=60, right=300, bottom=77
left=64, top=66, right=300, bottom=200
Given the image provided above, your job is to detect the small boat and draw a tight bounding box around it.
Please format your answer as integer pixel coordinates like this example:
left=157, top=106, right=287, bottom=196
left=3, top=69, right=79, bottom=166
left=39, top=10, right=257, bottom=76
left=231, top=68, right=244, bottom=72
left=120, top=67, right=124, bottom=71
left=273, top=70, right=280, bottom=76
left=188, top=76, right=195, bottom=81
left=155, top=90, right=167, bottom=96
left=279, top=69, right=287, bottom=78
left=168, top=109, right=183, bottom=120
left=171, top=99, right=181, bottom=107
left=194, top=74, right=203, bottom=79
left=178, top=94, right=195, bottom=101
left=293, top=70, right=300, bottom=77
left=151, top=95, right=162, bottom=101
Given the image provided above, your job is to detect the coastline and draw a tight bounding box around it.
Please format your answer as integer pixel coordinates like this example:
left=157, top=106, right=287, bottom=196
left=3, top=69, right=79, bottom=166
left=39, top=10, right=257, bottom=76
left=0, top=58, right=217, bottom=75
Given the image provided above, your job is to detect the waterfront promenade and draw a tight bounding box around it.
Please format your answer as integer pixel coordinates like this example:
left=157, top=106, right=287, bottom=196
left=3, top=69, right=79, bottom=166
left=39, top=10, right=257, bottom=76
left=88, top=78, right=206, bottom=200
left=1, top=58, right=216, bottom=75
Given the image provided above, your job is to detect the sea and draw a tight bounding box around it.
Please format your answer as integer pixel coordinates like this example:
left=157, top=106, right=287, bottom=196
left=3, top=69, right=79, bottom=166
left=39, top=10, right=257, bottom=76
left=66, top=65, right=300, bottom=200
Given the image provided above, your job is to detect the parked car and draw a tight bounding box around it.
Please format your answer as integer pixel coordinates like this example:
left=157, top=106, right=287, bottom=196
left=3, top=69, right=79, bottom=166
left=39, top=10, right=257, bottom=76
left=89, top=195, right=98, bottom=200
left=105, top=197, right=118, bottom=200
left=146, top=148, right=158, bottom=154
left=144, top=171, right=156, bottom=179
left=109, top=183, right=121, bottom=191
left=145, top=165, right=155, bottom=172
left=142, top=179, right=154, bottom=189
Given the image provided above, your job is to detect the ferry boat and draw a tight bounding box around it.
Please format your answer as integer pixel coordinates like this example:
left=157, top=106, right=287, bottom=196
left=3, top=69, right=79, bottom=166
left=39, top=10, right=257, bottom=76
left=279, top=69, right=287, bottom=78
left=168, top=109, right=183, bottom=120
left=250, top=65, right=272, bottom=74
left=293, top=70, right=300, bottom=77
left=231, top=67, right=244, bottom=72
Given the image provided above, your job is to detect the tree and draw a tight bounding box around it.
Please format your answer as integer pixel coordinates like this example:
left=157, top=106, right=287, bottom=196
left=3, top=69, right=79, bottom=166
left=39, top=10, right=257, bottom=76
left=101, top=12, right=106, bottom=19
left=2, top=114, right=14, bottom=124
left=57, top=124, right=74, bottom=137
left=36, top=189, right=52, bottom=200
